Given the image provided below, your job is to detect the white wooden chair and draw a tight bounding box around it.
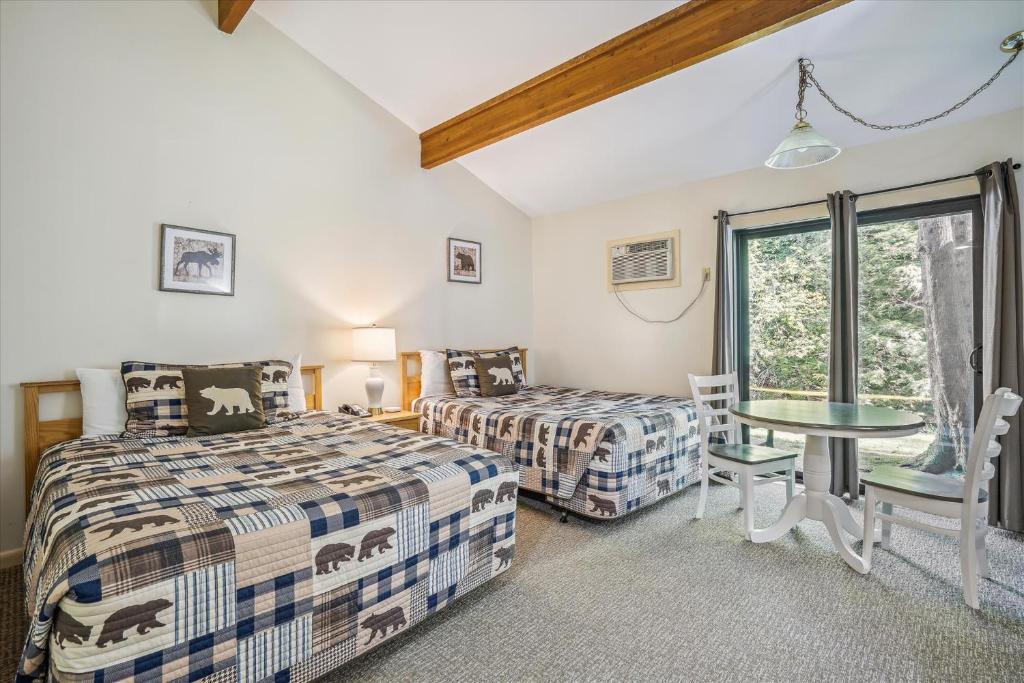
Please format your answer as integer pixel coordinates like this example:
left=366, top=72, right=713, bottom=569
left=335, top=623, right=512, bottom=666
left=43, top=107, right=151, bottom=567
left=861, top=387, right=1022, bottom=609
left=688, top=373, right=798, bottom=539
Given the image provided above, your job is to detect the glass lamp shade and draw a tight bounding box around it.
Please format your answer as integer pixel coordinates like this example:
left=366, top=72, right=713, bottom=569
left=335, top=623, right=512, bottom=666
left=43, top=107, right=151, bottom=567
left=765, top=120, right=841, bottom=169
left=351, top=326, right=396, bottom=362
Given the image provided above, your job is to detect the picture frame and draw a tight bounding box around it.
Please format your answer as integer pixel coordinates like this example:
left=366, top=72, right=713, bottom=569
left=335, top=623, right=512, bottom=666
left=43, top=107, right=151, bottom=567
left=159, top=224, right=236, bottom=296
left=447, top=237, right=481, bottom=284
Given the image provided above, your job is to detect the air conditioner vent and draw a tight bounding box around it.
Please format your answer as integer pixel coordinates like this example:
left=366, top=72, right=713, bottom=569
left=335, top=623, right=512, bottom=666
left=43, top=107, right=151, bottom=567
left=610, top=236, right=675, bottom=285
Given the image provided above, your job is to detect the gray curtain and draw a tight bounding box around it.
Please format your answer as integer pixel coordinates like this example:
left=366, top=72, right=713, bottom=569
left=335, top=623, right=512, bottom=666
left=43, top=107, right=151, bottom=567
left=827, top=191, right=860, bottom=499
left=712, top=210, right=735, bottom=375
left=977, top=159, right=1023, bottom=531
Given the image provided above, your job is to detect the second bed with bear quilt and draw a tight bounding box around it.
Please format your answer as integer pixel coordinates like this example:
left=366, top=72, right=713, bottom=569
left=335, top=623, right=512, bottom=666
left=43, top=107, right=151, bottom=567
left=19, top=411, right=517, bottom=682
left=414, top=385, right=701, bottom=520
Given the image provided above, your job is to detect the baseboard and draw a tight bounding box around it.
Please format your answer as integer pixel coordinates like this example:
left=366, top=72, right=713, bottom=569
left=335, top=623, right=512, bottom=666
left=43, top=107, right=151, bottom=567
left=0, top=546, right=23, bottom=569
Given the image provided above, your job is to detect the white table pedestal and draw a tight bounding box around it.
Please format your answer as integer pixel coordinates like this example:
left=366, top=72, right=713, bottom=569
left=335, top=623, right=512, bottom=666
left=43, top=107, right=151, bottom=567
left=749, top=434, right=874, bottom=573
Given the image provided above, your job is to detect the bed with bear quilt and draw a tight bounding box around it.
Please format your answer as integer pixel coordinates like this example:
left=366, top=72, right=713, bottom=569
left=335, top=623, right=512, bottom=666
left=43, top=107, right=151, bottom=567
left=413, top=385, right=701, bottom=520
left=18, top=411, right=517, bottom=682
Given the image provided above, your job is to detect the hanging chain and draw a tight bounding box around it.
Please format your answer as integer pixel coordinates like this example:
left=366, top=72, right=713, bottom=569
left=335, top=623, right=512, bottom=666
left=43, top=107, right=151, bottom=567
left=798, top=49, right=1020, bottom=131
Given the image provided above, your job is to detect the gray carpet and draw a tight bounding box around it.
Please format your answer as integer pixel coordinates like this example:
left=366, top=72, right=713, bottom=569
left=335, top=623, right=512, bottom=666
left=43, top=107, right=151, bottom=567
left=3, top=484, right=1023, bottom=682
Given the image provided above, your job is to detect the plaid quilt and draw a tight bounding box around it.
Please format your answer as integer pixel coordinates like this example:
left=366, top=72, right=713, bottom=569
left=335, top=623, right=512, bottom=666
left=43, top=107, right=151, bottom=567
left=414, top=385, right=701, bottom=520
left=19, top=412, right=517, bottom=682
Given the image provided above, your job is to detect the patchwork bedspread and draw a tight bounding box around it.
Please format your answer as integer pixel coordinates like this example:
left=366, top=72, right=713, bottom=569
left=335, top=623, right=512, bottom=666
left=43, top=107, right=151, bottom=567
left=414, top=385, right=701, bottom=520
left=19, top=412, right=517, bottom=682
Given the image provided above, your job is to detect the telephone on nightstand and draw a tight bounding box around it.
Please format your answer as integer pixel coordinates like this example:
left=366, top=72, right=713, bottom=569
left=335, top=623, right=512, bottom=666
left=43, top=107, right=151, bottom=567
left=339, top=404, right=371, bottom=417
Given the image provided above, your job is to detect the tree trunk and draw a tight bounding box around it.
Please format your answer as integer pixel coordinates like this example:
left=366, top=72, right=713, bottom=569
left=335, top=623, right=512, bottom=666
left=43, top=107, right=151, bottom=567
left=904, top=215, right=974, bottom=473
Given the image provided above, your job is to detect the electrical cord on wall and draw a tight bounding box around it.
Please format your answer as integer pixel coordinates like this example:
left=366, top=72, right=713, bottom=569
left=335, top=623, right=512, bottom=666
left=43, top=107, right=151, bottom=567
left=613, top=273, right=709, bottom=324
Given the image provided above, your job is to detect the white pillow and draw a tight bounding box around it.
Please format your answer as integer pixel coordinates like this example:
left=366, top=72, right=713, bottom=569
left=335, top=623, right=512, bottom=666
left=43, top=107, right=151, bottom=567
left=287, top=353, right=307, bottom=411
left=419, top=350, right=456, bottom=398
left=76, top=368, right=128, bottom=436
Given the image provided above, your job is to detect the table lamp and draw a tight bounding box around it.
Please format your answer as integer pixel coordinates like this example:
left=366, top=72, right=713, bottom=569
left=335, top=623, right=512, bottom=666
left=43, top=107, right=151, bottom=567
left=351, top=325, right=396, bottom=415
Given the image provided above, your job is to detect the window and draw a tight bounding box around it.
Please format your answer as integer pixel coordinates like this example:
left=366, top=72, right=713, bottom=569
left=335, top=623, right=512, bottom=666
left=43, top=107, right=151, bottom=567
left=736, top=196, right=983, bottom=477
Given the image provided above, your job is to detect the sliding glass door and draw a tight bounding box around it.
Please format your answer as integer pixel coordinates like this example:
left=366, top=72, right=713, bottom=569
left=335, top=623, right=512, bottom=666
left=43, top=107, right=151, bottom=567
left=855, top=198, right=983, bottom=474
left=737, top=196, right=983, bottom=477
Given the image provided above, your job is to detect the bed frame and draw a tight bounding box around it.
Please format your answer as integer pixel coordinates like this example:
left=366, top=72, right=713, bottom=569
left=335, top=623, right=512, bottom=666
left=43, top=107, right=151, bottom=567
left=400, top=348, right=528, bottom=411
left=20, top=365, right=324, bottom=507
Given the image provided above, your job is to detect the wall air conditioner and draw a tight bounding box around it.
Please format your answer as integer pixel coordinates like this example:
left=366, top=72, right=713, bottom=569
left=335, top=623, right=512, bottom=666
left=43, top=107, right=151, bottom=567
left=607, top=230, right=680, bottom=291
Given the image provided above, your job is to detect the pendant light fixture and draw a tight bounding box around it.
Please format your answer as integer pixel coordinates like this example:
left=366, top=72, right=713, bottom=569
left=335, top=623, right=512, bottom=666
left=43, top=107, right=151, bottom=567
left=766, top=31, right=1023, bottom=170
left=765, top=59, right=839, bottom=170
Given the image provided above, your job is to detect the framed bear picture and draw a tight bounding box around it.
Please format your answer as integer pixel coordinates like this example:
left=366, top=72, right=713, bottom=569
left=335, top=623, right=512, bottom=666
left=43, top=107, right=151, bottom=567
left=159, top=224, right=236, bottom=296
left=447, top=237, right=481, bottom=284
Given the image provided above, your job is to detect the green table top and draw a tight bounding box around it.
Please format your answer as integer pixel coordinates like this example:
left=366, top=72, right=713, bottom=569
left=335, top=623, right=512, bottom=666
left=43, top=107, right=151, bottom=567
left=730, top=400, right=925, bottom=433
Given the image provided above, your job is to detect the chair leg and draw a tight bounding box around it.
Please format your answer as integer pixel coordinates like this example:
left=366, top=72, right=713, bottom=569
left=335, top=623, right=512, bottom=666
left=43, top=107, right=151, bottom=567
left=735, top=473, right=744, bottom=509
left=881, top=502, right=893, bottom=550
left=694, top=466, right=709, bottom=520
left=961, top=523, right=980, bottom=609
left=742, top=472, right=755, bottom=540
left=862, top=488, right=876, bottom=570
left=976, top=521, right=990, bottom=580
left=786, top=466, right=795, bottom=501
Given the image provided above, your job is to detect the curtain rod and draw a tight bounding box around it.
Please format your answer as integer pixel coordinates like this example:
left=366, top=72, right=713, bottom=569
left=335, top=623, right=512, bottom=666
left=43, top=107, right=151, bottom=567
left=712, top=162, right=1020, bottom=220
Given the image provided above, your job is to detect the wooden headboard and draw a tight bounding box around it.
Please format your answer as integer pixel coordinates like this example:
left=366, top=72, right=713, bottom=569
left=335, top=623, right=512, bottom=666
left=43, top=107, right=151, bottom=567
left=20, top=365, right=324, bottom=506
left=400, top=349, right=528, bottom=411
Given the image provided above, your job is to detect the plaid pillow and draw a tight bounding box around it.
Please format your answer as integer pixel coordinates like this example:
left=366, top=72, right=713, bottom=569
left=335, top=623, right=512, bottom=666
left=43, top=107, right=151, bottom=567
left=121, top=359, right=292, bottom=437
left=446, top=347, right=526, bottom=398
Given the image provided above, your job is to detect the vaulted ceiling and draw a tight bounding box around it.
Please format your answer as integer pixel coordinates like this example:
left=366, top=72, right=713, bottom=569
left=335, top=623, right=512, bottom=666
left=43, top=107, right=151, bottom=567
left=256, top=0, right=1024, bottom=216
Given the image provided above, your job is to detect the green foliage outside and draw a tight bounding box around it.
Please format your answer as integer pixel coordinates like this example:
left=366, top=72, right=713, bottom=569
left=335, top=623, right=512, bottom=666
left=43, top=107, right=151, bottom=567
left=746, top=220, right=944, bottom=469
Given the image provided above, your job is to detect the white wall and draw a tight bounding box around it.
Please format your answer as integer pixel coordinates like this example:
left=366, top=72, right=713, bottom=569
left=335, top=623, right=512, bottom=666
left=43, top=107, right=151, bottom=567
left=0, top=1, right=532, bottom=554
left=531, top=109, right=1024, bottom=395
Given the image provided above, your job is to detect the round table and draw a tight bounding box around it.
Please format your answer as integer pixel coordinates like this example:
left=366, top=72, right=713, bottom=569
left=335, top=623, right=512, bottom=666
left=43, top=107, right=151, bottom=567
left=730, top=400, right=925, bottom=573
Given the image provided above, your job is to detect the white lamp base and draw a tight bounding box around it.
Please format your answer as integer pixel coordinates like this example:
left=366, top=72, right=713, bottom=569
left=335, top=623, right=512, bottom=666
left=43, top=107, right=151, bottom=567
left=365, top=365, right=384, bottom=415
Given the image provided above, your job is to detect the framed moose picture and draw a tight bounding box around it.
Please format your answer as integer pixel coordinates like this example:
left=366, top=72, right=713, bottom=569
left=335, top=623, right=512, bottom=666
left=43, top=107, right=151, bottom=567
left=447, top=237, right=481, bottom=284
left=159, top=224, right=236, bottom=296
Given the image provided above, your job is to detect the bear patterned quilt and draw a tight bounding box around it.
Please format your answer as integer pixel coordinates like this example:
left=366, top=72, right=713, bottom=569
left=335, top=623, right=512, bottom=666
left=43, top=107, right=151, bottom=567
left=413, top=385, right=701, bottom=520
left=18, top=411, right=517, bottom=682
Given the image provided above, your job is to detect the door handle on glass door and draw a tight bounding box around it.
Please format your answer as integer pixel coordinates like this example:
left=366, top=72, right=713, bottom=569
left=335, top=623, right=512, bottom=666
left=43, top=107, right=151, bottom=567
left=969, top=345, right=982, bottom=375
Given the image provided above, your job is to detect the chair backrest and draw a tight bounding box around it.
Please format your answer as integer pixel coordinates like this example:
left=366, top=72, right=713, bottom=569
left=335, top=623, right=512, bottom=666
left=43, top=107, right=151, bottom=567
left=688, top=373, right=741, bottom=456
left=963, top=387, right=1022, bottom=521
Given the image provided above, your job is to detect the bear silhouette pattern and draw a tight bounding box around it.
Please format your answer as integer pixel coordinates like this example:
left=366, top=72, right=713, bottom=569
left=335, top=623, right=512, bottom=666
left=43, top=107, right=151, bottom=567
left=499, top=416, right=515, bottom=438
left=657, top=480, right=671, bottom=495
left=78, top=494, right=130, bottom=512
left=90, top=514, right=178, bottom=540
left=536, top=447, right=546, bottom=469
left=588, top=495, right=616, bottom=517
left=200, top=386, right=255, bottom=415
left=124, top=377, right=151, bottom=393
left=573, top=423, right=596, bottom=449
left=494, top=544, right=515, bottom=570
left=495, top=481, right=517, bottom=503
left=153, top=375, right=182, bottom=391
left=537, top=424, right=550, bottom=445
left=53, top=612, right=92, bottom=648
left=358, top=527, right=395, bottom=561
left=472, top=489, right=493, bottom=512
left=332, top=474, right=380, bottom=488
left=96, top=598, right=172, bottom=648
left=594, top=445, right=611, bottom=463
left=79, top=472, right=138, bottom=486
left=272, top=369, right=289, bottom=383
left=360, top=606, right=406, bottom=645
left=487, top=367, right=514, bottom=386
left=315, top=543, right=355, bottom=574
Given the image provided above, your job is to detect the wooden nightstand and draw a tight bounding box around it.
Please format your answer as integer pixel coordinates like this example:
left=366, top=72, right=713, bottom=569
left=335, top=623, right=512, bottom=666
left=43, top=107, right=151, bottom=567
left=363, top=410, right=421, bottom=432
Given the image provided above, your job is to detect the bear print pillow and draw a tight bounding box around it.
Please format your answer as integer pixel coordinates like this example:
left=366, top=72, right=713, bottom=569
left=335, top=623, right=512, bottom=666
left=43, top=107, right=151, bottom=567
left=182, top=366, right=266, bottom=436
left=120, top=359, right=292, bottom=437
left=476, top=355, right=518, bottom=398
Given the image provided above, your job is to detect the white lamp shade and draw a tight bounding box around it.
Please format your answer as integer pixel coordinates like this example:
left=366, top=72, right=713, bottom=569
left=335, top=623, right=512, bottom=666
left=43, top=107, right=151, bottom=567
left=351, top=326, right=396, bottom=362
left=765, top=120, right=841, bottom=170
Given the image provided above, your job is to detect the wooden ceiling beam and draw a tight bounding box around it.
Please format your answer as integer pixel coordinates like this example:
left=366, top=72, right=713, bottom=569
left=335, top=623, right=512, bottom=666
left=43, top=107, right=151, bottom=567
left=218, top=0, right=255, bottom=35
left=419, top=0, right=850, bottom=169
